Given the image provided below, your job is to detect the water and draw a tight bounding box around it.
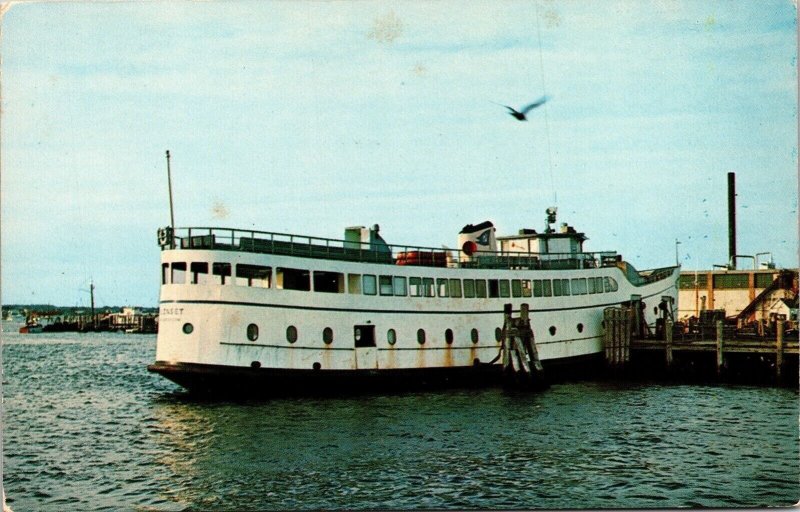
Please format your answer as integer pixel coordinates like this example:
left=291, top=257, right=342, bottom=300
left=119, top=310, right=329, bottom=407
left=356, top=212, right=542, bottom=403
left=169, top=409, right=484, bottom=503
left=3, top=329, right=798, bottom=511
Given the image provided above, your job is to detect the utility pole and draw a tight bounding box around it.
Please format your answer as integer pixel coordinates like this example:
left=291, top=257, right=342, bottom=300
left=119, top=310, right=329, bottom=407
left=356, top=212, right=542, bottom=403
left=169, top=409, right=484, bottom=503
left=90, top=280, right=96, bottom=330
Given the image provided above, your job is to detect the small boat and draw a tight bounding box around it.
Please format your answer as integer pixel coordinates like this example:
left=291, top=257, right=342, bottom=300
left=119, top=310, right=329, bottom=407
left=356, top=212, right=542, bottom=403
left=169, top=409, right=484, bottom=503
left=148, top=207, right=680, bottom=395
left=19, top=319, right=43, bottom=334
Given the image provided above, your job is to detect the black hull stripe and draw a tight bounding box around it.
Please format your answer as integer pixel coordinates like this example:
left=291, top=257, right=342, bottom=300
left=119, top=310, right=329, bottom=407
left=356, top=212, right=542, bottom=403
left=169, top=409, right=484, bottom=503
left=159, top=284, right=675, bottom=315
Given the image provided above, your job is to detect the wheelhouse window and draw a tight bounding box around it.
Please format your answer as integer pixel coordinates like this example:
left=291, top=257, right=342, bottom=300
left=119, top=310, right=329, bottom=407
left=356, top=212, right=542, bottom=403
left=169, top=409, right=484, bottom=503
left=314, top=271, right=344, bottom=293
left=171, top=262, right=186, bottom=284
left=362, top=274, right=377, bottom=295
left=238, top=264, right=272, bottom=288
left=393, top=276, right=408, bottom=296
left=379, top=275, right=394, bottom=296
left=276, top=267, right=307, bottom=291
left=191, top=262, right=209, bottom=284
left=587, top=276, right=596, bottom=294
left=213, top=263, right=232, bottom=285
left=449, top=279, right=462, bottom=298
left=161, top=263, right=169, bottom=285
left=604, top=276, right=619, bottom=292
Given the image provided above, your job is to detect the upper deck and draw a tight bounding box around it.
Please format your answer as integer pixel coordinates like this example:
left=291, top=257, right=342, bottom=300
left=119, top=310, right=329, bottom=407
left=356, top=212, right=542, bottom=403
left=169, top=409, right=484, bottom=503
left=157, top=226, right=676, bottom=286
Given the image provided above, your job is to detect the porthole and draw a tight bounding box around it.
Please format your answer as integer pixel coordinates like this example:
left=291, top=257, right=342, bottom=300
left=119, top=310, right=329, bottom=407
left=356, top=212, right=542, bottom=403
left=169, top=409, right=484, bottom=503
left=286, top=325, right=298, bottom=343
left=251, top=361, right=261, bottom=369
left=417, top=328, right=426, bottom=345
left=577, top=323, right=584, bottom=333
left=312, top=362, right=321, bottom=370
left=323, top=327, right=334, bottom=345
left=549, top=326, right=557, bottom=336
left=445, top=328, right=454, bottom=345
left=246, top=323, right=259, bottom=341
left=387, top=328, right=397, bottom=345
left=471, top=328, right=479, bottom=344
left=495, top=327, right=502, bottom=342
left=182, top=323, right=193, bottom=334
left=601, top=320, right=605, bottom=329
left=654, top=307, right=659, bottom=315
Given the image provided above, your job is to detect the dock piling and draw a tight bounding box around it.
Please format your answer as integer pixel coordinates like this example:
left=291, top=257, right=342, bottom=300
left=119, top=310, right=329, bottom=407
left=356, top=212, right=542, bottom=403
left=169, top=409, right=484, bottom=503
left=501, top=303, right=547, bottom=389
left=776, top=320, right=784, bottom=382
left=716, top=320, right=725, bottom=376
left=665, top=318, right=674, bottom=368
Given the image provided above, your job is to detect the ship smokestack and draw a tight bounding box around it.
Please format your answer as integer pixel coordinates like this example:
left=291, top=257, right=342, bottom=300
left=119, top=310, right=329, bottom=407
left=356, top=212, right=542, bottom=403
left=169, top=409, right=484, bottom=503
left=727, top=171, right=736, bottom=269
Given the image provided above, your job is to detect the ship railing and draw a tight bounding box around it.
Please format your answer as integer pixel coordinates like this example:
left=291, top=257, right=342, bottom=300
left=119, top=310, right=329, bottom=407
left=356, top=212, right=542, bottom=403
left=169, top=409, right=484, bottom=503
left=166, top=226, right=619, bottom=271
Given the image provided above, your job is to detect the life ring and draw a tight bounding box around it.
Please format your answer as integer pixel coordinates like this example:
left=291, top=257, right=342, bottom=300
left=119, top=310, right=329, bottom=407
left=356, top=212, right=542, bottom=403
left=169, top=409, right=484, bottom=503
left=462, top=240, right=478, bottom=256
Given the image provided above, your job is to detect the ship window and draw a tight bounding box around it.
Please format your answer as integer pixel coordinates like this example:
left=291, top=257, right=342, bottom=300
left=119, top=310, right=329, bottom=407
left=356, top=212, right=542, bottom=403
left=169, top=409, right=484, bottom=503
left=495, top=327, right=502, bottom=342
left=314, top=271, right=344, bottom=293
left=471, top=328, right=479, bottom=344
left=542, top=280, right=552, bottom=297
left=379, top=275, right=394, bottom=296
left=182, top=322, right=193, bottom=334
left=488, top=279, right=500, bottom=298
left=587, top=277, right=596, bottom=294
left=213, top=263, right=232, bottom=285
left=595, top=277, right=604, bottom=293
left=437, top=278, right=449, bottom=297
left=571, top=278, right=587, bottom=295
left=393, top=276, right=407, bottom=296
left=286, top=325, right=298, bottom=343
left=362, top=274, right=377, bottom=295
left=161, top=263, right=169, bottom=285
left=348, top=274, right=361, bottom=294
left=553, top=279, right=562, bottom=296
left=475, top=279, right=487, bottom=298
left=498, top=280, right=510, bottom=298
left=417, top=328, right=426, bottom=345
left=323, top=327, right=334, bottom=345
left=409, top=277, right=423, bottom=297
left=387, top=328, right=397, bottom=345
left=604, top=276, right=618, bottom=292
left=445, top=328, right=454, bottom=345
left=449, top=279, right=462, bottom=298
left=171, top=262, right=186, bottom=284
left=577, top=323, right=584, bottom=333
left=276, top=267, right=308, bottom=291
left=549, top=326, right=557, bottom=336
left=247, top=323, right=259, bottom=341
left=423, top=278, right=435, bottom=297
left=354, top=325, right=376, bottom=348
left=239, top=264, right=272, bottom=288
left=463, top=279, right=476, bottom=298
left=521, top=280, right=532, bottom=297
left=533, top=280, right=542, bottom=297
left=511, top=279, right=522, bottom=297
left=190, top=262, right=209, bottom=284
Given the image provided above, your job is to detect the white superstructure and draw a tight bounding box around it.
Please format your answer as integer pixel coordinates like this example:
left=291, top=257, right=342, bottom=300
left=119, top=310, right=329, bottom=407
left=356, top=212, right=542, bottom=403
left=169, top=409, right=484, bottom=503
left=148, top=211, right=679, bottom=394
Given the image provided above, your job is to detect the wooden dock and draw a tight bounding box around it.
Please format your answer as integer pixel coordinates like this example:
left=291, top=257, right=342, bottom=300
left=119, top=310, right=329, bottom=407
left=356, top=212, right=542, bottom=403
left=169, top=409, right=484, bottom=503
left=605, top=307, right=798, bottom=385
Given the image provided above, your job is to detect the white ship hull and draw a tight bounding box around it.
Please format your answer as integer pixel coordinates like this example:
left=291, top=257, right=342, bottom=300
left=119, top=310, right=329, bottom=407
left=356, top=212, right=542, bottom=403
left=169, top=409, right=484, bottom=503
left=149, top=230, right=679, bottom=394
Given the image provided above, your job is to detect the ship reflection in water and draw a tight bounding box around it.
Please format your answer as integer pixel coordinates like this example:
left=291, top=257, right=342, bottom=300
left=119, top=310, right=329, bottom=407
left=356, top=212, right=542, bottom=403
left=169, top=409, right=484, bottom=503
left=3, top=331, right=798, bottom=510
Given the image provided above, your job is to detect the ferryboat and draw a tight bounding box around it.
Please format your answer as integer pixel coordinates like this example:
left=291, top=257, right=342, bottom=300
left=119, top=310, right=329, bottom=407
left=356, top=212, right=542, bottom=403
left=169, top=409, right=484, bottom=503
left=148, top=208, right=679, bottom=394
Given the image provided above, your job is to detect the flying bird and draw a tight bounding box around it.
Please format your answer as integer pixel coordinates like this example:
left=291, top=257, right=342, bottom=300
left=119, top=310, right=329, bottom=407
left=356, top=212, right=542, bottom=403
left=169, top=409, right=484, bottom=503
left=500, top=96, right=548, bottom=121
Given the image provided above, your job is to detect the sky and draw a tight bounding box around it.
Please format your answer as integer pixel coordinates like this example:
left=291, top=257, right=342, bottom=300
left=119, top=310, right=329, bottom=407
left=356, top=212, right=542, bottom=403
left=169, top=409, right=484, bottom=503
left=1, top=0, right=797, bottom=307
